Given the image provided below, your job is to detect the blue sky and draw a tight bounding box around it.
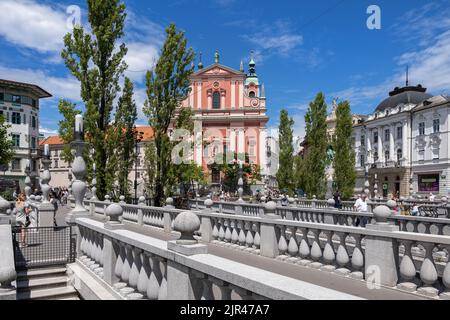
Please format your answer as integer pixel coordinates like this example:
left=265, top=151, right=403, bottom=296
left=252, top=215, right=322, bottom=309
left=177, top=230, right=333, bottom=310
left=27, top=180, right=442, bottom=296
left=0, top=0, right=449, bottom=141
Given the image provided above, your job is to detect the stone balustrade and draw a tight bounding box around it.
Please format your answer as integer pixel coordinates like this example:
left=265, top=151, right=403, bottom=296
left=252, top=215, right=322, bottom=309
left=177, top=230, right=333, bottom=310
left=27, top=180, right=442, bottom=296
left=73, top=216, right=360, bottom=300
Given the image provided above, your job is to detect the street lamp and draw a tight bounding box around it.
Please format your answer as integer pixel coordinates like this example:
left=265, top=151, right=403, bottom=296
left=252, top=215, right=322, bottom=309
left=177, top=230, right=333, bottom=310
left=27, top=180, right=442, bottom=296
left=134, top=129, right=145, bottom=202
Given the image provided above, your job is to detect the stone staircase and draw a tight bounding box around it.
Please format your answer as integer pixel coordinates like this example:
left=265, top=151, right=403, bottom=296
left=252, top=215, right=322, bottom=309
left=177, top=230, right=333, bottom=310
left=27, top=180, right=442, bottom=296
left=16, top=266, right=80, bottom=300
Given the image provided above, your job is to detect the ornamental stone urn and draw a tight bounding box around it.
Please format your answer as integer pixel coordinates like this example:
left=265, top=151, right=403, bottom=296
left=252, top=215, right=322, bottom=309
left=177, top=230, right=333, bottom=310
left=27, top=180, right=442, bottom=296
left=264, top=201, right=278, bottom=218
left=373, top=205, right=392, bottom=224
left=173, top=211, right=201, bottom=245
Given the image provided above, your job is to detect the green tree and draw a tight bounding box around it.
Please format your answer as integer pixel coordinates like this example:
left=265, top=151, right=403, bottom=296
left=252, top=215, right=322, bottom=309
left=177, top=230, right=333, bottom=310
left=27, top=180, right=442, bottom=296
left=57, top=99, right=82, bottom=163
left=61, top=0, right=128, bottom=200
left=293, top=154, right=306, bottom=193
left=276, top=109, right=294, bottom=194
left=0, top=115, right=14, bottom=168
left=143, top=140, right=157, bottom=200
left=332, top=100, right=356, bottom=199
left=143, top=23, right=195, bottom=206
left=112, top=77, right=137, bottom=201
left=304, top=92, right=328, bottom=198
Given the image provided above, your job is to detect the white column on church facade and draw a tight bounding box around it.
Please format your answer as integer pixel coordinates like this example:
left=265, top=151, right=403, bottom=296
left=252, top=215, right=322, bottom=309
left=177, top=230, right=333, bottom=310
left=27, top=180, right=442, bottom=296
left=230, top=128, right=236, bottom=153
left=231, top=81, right=236, bottom=109
left=221, top=92, right=225, bottom=109
left=378, top=127, right=383, bottom=163
left=389, top=124, right=395, bottom=163
left=207, top=91, right=212, bottom=109
left=238, top=128, right=245, bottom=154
left=366, top=129, right=372, bottom=164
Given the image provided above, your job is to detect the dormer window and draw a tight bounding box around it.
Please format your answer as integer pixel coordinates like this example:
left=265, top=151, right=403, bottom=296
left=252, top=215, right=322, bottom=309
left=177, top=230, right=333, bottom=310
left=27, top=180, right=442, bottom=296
left=249, top=91, right=256, bottom=98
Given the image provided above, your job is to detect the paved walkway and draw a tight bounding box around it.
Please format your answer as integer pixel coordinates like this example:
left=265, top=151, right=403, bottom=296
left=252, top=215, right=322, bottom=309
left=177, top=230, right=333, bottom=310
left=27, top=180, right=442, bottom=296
left=56, top=207, right=427, bottom=300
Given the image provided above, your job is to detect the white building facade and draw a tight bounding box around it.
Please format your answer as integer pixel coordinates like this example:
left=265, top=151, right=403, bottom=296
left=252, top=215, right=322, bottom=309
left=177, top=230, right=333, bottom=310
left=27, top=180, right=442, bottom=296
left=0, top=79, right=51, bottom=192
left=353, top=84, right=450, bottom=198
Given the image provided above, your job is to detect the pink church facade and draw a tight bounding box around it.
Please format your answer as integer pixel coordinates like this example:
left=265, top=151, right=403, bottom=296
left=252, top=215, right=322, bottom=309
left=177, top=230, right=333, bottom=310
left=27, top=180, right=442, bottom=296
left=176, top=52, right=269, bottom=183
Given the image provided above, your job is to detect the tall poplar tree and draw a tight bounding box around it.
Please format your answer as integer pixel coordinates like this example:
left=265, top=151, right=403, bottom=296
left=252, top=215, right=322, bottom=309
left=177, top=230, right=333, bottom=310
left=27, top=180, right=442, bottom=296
left=57, top=100, right=81, bottom=164
left=276, top=109, right=294, bottom=194
left=61, top=0, right=128, bottom=200
left=143, top=23, right=194, bottom=206
left=0, top=115, right=13, bottom=168
left=304, top=92, right=328, bottom=198
left=332, top=100, right=356, bottom=199
left=111, top=77, right=137, bottom=200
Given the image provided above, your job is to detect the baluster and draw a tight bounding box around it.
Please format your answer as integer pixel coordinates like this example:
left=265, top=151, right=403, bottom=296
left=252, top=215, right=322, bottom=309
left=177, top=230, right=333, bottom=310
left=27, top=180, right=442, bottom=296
left=114, top=241, right=124, bottom=281
left=287, top=227, right=299, bottom=263
left=158, top=258, right=167, bottom=300
left=231, top=219, right=239, bottom=246
left=417, top=242, right=439, bottom=298
left=397, top=240, right=418, bottom=292
left=321, top=231, right=336, bottom=272
left=137, top=251, right=151, bottom=297
left=224, top=219, right=232, bottom=243
left=277, top=226, right=288, bottom=260
left=350, top=235, right=364, bottom=280
left=310, top=230, right=323, bottom=268
left=298, top=228, right=311, bottom=266
left=211, top=278, right=232, bottom=300
left=218, top=218, right=225, bottom=241
left=245, top=222, right=254, bottom=252
left=335, top=232, right=350, bottom=276
left=212, top=219, right=219, bottom=242
left=121, top=244, right=133, bottom=285
left=253, top=223, right=261, bottom=255
left=440, top=245, right=450, bottom=299
left=129, top=247, right=141, bottom=289
left=238, top=221, right=246, bottom=248
left=147, top=254, right=162, bottom=300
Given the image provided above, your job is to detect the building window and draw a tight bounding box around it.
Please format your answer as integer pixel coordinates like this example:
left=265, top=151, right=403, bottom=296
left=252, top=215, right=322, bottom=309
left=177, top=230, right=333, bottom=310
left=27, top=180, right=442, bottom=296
left=249, top=91, right=256, bottom=98
left=11, top=159, right=21, bottom=171
left=249, top=140, right=256, bottom=156
left=397, top=127, right=402, bottom=140
left=374, top=151, right=378, bottom=162
left=385, top=150, right=390, bottom=161
left=32, top=116, right=36, bottom=129
left=212, top=91, right=221, bottom=109
left=419, top=122, right=425, bottom=135
left=12, top=134, right=20, bottom=147
left=373, top=131, right=378, bottom=143
left=433, top=148, right=439, bottom=160
left=433, top=119, right=440, bottom=133
left=418, top=174, right=439, bottom=192
left=384, top=129, right=390, bottom=142
left=31, top=137, right=36, bottom=149
left=54, top=159, right=59, bottom=168
left=0, top=93, right=3, bottom=101
left=397, top=149, right=402, bottom=161
left=11, top=112, right=21, bottom=124
left=360, top=155, right=365, bottom=167
left=12, top=95, right=21, bottom=104
left=23, top=113, right=26, bottom=124
left=360, top=135, right=365, bottom=146
left=418, top=149, right=425, bottom=161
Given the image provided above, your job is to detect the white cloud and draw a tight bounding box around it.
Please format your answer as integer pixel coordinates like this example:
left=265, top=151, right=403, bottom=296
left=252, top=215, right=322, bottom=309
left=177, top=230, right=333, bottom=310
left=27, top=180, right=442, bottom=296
left=124, top=43, right=159, bottom=82
left=0, top=65, right=80, bottom=101
left=0, top=0, right=69, bottom=53
left=39, top=126, right=58, bottom=137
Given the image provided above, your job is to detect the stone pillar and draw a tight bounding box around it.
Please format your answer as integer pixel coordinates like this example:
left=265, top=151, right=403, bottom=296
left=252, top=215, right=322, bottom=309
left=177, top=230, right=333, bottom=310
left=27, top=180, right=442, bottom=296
left=167, top=209, right=207, bottom=299
left=38, top=152, right=55, bottom=227
left=137, top=196, right=145, bottom=226
left=200, top=198, right=214, bottom=243
left=259, top=201, right=279, bottom=258
left=104, top=202, right=124, bottom=230
left=164, top=197, right=174, bottom=233
left=102, top=235, right=118, bottom=286
left=230, top=128, right=236, bottom=154
left=365, top=205, right=399, bottom=287
left=0, top=224, right=17, bottom=300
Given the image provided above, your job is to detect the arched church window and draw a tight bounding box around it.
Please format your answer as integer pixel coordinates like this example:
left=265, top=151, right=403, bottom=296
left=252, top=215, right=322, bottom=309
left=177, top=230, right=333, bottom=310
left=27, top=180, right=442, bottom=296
left=212, top=91, right=221, bottom=109
left=385, top=150, right=390, bottom=161
left=249, top=91, right=256, bottom=98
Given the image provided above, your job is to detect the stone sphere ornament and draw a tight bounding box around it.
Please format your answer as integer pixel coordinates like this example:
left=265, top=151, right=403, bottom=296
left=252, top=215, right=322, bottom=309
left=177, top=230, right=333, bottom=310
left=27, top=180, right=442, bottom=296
left=204, top=198, right=213, bottom=208
left=264, top=201, right=277, bottom=216
left=327, top=198, right=336, bottom=208
left=173, top=211, right=201, bottom=245
left=373, top=205, right=392, bottom=223
left=105, top=203, right=123, bottom=223
left=386, top=199, right=397, bottom=209
left=166, top=197, right=174, bottom=207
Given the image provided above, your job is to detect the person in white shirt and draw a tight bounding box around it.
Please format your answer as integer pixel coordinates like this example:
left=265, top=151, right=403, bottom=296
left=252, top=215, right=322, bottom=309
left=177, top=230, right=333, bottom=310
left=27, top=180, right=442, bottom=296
left=354, top=194, right=368, bottom=227
left=429, top=193, right=435, bottom=201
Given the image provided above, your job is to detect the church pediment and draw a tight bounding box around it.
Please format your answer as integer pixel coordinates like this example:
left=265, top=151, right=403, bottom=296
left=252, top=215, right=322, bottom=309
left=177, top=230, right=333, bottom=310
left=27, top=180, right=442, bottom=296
left=192, top=63, right=244, bottom=78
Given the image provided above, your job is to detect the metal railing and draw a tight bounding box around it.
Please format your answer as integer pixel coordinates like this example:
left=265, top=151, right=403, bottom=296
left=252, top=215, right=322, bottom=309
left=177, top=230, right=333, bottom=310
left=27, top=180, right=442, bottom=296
left=12, top=226, right=76, bottom=269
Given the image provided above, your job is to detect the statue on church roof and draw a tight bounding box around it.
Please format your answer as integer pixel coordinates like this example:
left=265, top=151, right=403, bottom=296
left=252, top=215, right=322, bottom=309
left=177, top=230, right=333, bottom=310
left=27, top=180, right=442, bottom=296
left=214, top=50, right=220, bottom=64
